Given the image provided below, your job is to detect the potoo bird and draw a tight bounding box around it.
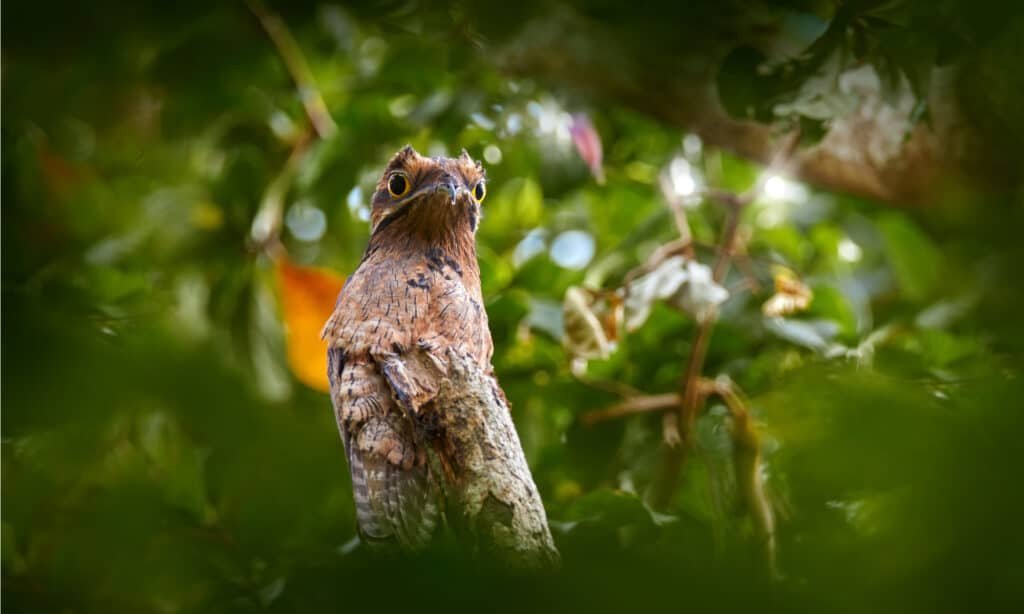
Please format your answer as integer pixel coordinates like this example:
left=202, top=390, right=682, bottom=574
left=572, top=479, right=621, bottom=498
left=321, top=145, right=496, bottom=547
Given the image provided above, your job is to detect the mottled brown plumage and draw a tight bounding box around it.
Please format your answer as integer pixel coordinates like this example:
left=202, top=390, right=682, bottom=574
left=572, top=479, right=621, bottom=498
left=321, top=145, right=494, bottom=547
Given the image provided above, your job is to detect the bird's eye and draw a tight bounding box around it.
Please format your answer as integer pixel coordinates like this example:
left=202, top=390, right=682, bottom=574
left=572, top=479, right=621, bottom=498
left=473, top=181, right=486, bottom=202
left=388, top=174, right=410, bottom=198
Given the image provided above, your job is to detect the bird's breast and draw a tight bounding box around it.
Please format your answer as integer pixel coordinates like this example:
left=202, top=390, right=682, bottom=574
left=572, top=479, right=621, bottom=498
left=327, top=247, right=492, bottom=367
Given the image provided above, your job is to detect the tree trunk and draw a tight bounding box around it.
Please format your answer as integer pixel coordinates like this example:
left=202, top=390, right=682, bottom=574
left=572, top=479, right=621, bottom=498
left=421, top=349, right=560, bottom=569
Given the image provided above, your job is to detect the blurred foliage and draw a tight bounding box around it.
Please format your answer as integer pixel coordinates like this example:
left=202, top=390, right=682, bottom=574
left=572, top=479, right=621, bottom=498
left=3, top=1, right=1024, bottom=612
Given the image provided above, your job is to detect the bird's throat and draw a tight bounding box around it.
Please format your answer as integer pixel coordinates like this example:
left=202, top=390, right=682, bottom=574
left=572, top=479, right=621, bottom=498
left=371, top=196, right=478, bottom=249
left=367, top=197, right=482, bottom=292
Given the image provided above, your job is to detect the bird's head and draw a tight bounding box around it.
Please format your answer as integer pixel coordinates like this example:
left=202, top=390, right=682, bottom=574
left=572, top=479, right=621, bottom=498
left=369, top=145, right=487, bottom=240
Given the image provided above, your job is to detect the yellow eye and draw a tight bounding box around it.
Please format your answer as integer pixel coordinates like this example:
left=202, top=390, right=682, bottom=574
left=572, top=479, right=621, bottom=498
left=473, top=181, right=486, bottom=202
left=388, top=173, right=410, bottom=198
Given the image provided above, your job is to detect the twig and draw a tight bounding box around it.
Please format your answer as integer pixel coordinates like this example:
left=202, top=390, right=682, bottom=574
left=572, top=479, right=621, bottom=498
left=675, top=195, right=743, bottom=437
left=731, top=229, right=762, bottom=294
left=621, top=237, right=692, bottom=293
left=655, top=130, right=800, bottom=506
left=247, top=1, right=345, bottom=251
left=712, top=201, right=742, bottom=280
left=247, top=0, right=338, bottom=139
left=703, top=187, right=748, bottom=208
left=573, top=373, right=646, bottom=400
left=658, top=172, right=697, bottom=259
left=621, top=237, right=765, bottom=308
left=708, top=376, right=777, bottom=578
left=250, top=128, right=313, bottom=246
left=581, top=393, right=681, bottom=426
left=734, top=130, right=802, bottom=207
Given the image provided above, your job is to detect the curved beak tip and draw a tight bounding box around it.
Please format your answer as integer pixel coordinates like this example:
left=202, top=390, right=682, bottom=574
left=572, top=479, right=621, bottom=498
left=437, top=184, right=462, bottom=205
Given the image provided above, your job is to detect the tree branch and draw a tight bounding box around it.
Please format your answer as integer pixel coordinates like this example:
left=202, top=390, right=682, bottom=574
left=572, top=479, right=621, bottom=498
left=581, top=393, right=681, bottom=426
left=248, top=0, right=338, bottom=139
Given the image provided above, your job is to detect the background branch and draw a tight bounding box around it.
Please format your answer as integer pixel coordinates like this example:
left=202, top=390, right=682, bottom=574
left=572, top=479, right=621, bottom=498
left=248, top=0, right=337, bottom=139
left=581, top=393, right=681, bottom=426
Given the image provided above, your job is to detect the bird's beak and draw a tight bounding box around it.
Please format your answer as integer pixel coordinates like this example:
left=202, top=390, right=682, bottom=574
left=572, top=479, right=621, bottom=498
left=436, top=182, right=463, bottom=205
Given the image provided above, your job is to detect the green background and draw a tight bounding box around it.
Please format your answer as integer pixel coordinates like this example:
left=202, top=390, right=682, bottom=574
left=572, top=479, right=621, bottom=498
left=4, top=1, right=1023, bottom=611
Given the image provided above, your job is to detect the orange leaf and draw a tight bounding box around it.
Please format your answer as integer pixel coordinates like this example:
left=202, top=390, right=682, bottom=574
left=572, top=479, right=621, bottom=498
left=275, top=255, right=345, bottom=392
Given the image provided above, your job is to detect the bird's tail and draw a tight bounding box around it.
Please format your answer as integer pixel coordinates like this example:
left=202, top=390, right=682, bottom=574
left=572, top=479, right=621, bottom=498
left=346, top=418, right=440, bottom=548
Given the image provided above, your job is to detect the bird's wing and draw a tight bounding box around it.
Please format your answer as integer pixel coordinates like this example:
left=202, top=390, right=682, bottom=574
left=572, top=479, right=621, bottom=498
left=328, top=348, right=440, bottom=548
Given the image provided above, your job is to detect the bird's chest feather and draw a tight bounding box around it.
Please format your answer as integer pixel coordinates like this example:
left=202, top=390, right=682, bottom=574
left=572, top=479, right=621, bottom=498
left=329, top=247, right=492, bottom=366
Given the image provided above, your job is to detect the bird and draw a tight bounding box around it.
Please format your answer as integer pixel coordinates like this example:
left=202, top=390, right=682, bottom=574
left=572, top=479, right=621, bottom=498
left=321, top=145, right=495, bottom=548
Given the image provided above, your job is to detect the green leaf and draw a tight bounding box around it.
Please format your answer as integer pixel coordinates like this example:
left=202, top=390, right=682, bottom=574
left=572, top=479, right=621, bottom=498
left=808, top=285, right=859, bottom=340
left=479, top=176, right=544, bottom=249
left=878, top=212, right=941, bottom=301
left=716, top=46, right=776, bottom=122
left=563, top=488, right=655, bottom=528
left=914, top=329, right=982, bottom=367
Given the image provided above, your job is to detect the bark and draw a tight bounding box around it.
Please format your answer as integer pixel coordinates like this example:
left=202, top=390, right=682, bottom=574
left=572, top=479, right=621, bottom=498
left=421, top=349, right=560, bottom=569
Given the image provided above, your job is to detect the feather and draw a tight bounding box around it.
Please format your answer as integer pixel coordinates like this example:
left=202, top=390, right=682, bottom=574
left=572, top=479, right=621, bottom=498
left=344, top=413, right=440, bottom=548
